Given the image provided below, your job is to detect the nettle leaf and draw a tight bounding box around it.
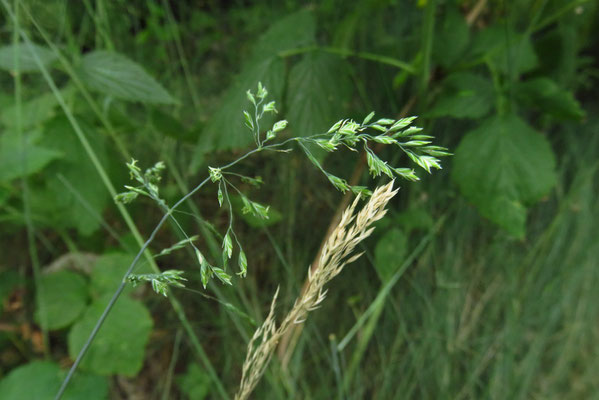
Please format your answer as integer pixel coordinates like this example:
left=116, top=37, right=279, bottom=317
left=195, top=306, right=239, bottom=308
left=426, top=72, right=494, bottom=119
left=374, top=228, right=407, bottom=283
left=0, top=361, right=108, bottom=400
left=35, top=270, right=88, bottom=331
left=514, top=77, right=585, bottom=120
left=68, top=294, right=153, bottom=376
left=452, top=115, right=557, bottom=238
left=79, top=50, right=176, bottom=104
left=195, top=10, right=315, bottom=156
left=0, top=42, right=57, bottom=73
left=286, top=51, right=352, bottom=137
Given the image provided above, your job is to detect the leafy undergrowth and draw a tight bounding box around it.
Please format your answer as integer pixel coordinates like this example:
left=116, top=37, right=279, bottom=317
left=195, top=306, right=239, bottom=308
left=1, top=1, right=598, bottom=399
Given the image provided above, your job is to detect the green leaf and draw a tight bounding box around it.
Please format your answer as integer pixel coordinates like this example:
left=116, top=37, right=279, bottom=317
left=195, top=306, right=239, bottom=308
left=426, top=72, right=494, bottom=119
left=32, top=116, right=109, bottom=235
left=374, top=228, right=407, bottom=282
left=195, top=10, right=315, bottom=154
left=469, top=26, right=538, bottom=77
left=35, top=270, right=88, bottom=330
left=0, top=92, right=59, bottom=129
left=0, top=130, right=62, bottom=183
left=0, top=361, right=108, bottom=400
left=177, top=363, right=211, bottom=400
left=452, top=115, right=557, bottom=238
left=68, top=294, right=153, bottom=376
left=0, top=43, right=57, bottom=73
left=79, top=50, right=176, bottom=104
left=89, top=253, right=142, bottom=298
left=433, top=6, right=470, bottom=68
left=514, top=77, right=585, bottom=120
left=286, top=51, right=352, bottom=137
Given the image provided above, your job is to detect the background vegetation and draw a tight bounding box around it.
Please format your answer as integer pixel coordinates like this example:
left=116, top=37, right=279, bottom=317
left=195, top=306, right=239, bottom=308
left=0, top=0, right=598, bottom=399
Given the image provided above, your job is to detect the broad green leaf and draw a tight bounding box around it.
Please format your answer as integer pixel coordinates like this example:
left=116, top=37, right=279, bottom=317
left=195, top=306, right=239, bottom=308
left=0, top=43, right=57, bottom=73
left=375, top=228, right=407, bottom=282
left=34, top=270, right=88, bottom=330
left=79, top=50, right=176, bottom=104
left=0, top=129, right=62, bottom=183
left=32, top=116, right=109, bottom=235
left=195, top=10, right=315, bottom=155
left=452, top=115, right=557, bottom=238
left=286, top=51, right=352, bottom=137
left=426, top=72, right=494, bottom=119
left=177, top=363, right=211, bottom=400
left=433, top=7, right=470, bottom=68
left=514, top=77, right=585, bottom=120
left=468, top=26, right=538, bottom=77
left=0, top=361, right=108, bottom=400
left=89, top=252, right=146, bottom=298
left=68, top=294, right=153, bottom=376
left=0, top=92, right=59, bottom=129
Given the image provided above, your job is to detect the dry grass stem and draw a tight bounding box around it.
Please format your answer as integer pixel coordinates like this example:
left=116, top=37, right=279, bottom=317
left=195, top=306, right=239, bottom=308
left=235, top=181, right=398, bottom=400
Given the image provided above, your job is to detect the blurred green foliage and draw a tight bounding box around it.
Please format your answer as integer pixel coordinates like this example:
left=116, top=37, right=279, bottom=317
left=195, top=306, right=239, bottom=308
left=0, top=0, right=598, bottom=399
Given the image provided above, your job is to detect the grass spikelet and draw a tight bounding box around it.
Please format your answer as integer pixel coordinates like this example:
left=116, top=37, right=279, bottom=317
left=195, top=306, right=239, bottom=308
left=235, top=181, right=398, bottom=399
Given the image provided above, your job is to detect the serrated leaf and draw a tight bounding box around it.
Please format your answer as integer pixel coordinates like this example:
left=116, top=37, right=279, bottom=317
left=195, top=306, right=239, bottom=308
left=0, top=42, right=57, bottom=73
left=35, top=270, right=88, bottom=330
left=514, top=77, right=585, bottom=120
left=286, top=51, right=352, bottom=138
left=68, top=294, right=153, bottom=376
left=195, top=11, right=315, bottom=155
left=79, top=50, right=176, bottom=104
left=452, top=115, right=556, bottom=238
